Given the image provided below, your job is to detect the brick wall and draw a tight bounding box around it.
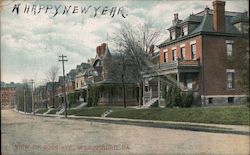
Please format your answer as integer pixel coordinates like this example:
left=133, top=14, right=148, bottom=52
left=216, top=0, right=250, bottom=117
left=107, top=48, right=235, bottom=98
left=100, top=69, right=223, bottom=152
left=160, top=36, right=202, bottom=64
left=202, top=35, right=245, bottom=96
left=1, top=88, right=16, bottom=108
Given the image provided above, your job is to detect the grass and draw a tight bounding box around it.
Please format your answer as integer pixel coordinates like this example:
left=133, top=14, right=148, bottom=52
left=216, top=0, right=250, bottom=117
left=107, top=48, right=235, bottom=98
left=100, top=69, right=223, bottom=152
left=108, top=105, right=250, bottom=125
left=47, top=107, right=61, bottom=114
left=62, top=107, right=112, bottom=117
left=36, top=108, right=48, bottom=114
left=49, top=105, right=249, bottom=125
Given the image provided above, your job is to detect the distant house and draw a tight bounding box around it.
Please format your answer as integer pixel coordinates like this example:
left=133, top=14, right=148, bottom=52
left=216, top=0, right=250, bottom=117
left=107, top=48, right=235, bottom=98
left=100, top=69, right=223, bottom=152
left=34, top=85, right=47, bottom=108
left=45, top=81, right=60, bottom=108
left=89, top=43, right=138, bottom=106
left=143, top=0, right=249, bottom=106
left=74, top=63, right=91, bottom=103
left=1, top=82, right=22, bottom=109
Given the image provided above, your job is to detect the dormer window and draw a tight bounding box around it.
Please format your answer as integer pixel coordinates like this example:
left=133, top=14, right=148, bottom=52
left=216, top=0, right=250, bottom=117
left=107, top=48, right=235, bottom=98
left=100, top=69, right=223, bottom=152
left=183, top=26, right=188, bottom=36
left=171, top=30, right=176, bottom=40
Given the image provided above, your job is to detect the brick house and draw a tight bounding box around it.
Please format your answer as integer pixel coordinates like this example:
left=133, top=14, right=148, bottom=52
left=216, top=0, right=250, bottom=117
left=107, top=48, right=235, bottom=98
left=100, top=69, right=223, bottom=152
left=143, top=0, right=249, bottom=106
left=1, top=82, right=21, bottom=109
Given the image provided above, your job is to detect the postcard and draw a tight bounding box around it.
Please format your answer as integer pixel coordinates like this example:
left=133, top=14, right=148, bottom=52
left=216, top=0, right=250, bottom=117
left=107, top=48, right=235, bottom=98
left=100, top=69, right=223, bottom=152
left=1, top=0, right=249, bottom=155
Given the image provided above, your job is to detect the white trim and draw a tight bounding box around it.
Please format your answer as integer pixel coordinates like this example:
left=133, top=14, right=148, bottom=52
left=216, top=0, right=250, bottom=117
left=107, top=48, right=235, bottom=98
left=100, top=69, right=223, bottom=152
left=163, top=49, right=168, bottom=52
left=180, top=44, right=185, bottom=48
left=190, top=40, right=196, bottom=45
left=226, top=40, right=234, bottom=44
left=201, top=95, right=247, bottom=98
left=226, top=69, right=235, bottom=72
left=171, top=47, right=176, bottom=50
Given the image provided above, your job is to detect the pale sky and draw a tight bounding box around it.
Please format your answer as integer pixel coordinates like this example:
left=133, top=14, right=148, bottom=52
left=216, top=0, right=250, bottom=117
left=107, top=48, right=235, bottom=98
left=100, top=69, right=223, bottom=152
left=1, top=0, right=248, bottom=85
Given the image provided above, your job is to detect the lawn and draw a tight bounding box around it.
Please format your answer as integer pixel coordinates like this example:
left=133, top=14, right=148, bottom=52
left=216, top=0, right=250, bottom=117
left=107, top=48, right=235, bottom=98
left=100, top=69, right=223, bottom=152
left=108, top=106, right=250, bottom=125
left=36, top=108, right=48, bottom=114
left=62, top=107, right=112, bottom=117
left=47, top=108, right=61, bottom=114
left=66, top=105, right=249, bottom=125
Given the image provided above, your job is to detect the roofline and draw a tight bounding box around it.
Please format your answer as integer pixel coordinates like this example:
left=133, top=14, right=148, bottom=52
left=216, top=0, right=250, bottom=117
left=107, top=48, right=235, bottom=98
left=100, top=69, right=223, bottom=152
left=157, top=32, right=247, bottom=48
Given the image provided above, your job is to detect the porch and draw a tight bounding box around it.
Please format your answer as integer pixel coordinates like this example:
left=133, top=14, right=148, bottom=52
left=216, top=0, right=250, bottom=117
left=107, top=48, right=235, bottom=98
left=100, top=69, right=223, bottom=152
left=142, top=59, right=201, bottom=107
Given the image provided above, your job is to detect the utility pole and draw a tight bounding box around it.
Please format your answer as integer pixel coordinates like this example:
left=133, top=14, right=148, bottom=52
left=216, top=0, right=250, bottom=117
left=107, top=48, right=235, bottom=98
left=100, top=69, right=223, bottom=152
left=24, top=89, right=26, bottom=113
left=30, top=79, right=35, bottom=115
left=59, top=55, right=68, bottom=118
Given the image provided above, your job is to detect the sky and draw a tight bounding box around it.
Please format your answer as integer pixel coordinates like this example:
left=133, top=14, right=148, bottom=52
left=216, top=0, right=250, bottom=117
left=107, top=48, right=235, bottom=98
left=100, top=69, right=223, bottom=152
left=1, top=0, right=248, bottom=85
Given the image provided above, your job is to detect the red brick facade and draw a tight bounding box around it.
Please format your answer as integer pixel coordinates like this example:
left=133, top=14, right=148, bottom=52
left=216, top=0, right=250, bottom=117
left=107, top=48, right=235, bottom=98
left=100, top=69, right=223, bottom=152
left=160, top=36, right=202, bottom=63
left=1, top=87, right=16, bottom=109
left=202, top=36, right=245, bottom=96
left=156, top=0, right=248, bottom=105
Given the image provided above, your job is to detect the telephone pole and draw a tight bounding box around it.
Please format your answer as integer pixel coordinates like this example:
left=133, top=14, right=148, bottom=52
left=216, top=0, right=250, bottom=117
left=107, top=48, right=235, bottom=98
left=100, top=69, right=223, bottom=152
left=30, top=79, right=35, bottom=115
left=59, top=55, right=68, bottom=118
left=24, top=89, right=26, bottom=113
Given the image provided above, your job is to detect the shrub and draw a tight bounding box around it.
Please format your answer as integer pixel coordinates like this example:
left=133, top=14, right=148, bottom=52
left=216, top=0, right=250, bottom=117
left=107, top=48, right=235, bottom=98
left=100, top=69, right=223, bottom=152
left=181, top=92, right=193, bottom=107
left=163, top=85, right=194, bottom=108
left=87, top=85, right=100, bottom=107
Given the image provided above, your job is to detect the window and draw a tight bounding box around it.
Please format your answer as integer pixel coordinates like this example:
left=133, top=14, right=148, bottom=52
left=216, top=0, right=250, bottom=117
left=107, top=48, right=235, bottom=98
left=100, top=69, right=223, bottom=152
left=164, top=51, right=168, bottom=63
left=228, top=97, right=234, bottom=103
left=191, top=44, right=196, bottom=60
left=183, top=26, right=188, bottom=36
left=208, top=98, right=213, bottom=104
left=226, top=40, right=234, bottom=56
left=180, top=47, right=186, bottom=60
left=226, top=43, right=233, bottom=56
left=227, top=69, right=235, bottom=89
left=172, top=49, right=177, bottom=61
left=171, top=31, right=176, bottom=40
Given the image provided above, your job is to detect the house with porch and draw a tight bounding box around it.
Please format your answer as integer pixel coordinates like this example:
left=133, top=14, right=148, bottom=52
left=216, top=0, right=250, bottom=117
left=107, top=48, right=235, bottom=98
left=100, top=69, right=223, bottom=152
left=88, top=43, right=138, bottom=106
left=143, top=0, right=249, bottom=106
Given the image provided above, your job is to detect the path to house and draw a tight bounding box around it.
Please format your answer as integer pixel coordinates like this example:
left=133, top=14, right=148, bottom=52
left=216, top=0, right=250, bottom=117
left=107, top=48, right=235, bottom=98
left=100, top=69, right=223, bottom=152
left=2, top=109, right=249, bottom=155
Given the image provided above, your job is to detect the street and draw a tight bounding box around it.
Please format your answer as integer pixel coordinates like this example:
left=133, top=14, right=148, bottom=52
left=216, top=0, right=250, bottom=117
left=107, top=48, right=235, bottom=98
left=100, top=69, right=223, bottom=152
left=1, top=110, right=249, bottom=155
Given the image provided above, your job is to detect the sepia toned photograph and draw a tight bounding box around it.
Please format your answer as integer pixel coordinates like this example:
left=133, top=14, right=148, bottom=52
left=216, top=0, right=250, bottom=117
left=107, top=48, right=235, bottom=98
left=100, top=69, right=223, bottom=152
left=1, top=0, right=249, bottom=154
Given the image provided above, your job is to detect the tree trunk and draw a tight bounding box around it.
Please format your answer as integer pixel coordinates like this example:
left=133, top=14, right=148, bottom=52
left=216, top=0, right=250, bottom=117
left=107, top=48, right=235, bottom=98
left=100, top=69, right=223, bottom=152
left=122, top=75, right=126, bottom=108
left=138, top=81, right=143, bottom=106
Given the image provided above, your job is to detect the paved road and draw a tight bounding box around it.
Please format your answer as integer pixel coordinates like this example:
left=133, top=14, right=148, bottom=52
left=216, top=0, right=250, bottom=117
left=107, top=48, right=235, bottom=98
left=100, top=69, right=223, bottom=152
left=1, top=110, right=249, bottom=155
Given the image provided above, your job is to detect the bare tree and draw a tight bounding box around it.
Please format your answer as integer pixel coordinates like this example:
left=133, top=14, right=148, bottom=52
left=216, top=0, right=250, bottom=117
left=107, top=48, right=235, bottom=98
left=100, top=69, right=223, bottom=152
left=113, top=21, right=162, bottom=106
left=46, top=66, right=59, bottom=108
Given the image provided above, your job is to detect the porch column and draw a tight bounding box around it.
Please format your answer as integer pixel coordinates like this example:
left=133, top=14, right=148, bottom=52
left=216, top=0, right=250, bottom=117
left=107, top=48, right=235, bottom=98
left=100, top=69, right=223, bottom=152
left=158, top=76, right=161, bottom=102
left=86, top=88, right=89, bottom=103
left=177, top=72, right=180, bottom=87
left=142, top=79, right=145, bottom=105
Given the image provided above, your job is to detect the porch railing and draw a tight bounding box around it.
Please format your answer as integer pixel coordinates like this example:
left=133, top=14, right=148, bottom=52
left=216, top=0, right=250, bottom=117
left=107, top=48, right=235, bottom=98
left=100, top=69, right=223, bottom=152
left=143, top=59, right=200, bottom=75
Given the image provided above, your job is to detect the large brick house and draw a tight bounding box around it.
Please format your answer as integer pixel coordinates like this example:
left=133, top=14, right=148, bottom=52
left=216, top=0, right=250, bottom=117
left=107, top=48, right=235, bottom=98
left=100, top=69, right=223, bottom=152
left=143, top=0, right=249, bottom=106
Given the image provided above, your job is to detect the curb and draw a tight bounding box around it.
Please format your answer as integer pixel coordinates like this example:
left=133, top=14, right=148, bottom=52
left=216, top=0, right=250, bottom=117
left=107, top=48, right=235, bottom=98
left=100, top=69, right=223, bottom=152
left=14, top=110, right=250, bottom=136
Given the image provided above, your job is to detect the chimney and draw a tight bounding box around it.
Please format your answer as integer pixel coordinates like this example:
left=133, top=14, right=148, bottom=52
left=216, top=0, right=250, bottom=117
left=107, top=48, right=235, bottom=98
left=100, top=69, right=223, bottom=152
left=101, top=43, right=107, bottom=55
left=172, top=13, right=179, bottom=25
left=96, top=46, right=102, bottom=57
left=213, top=0, right=225, bottom=32
left=174, top=13, right=178, bottom=20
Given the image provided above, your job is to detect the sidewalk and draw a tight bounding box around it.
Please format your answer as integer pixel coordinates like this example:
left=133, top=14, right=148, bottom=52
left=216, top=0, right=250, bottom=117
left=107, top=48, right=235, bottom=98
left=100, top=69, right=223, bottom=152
left=14, top=109, right=250, bottom=136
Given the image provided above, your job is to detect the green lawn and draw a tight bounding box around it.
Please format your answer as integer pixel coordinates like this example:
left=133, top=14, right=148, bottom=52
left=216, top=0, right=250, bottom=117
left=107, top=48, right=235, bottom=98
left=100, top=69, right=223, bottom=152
left=108, top=106, right=250, bottom=125
left=47, top=108, right=61, bottom=114
left=36, top=108, right=48, bottom=114
left=62, top=107, right=111, bottom=117
left=66, top=105, right=249, bottom=125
